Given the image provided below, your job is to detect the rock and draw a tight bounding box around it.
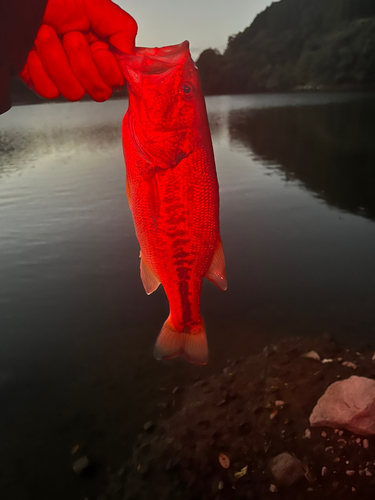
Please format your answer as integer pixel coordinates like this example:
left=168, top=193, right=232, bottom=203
left=302, top=428, right=311, bottom=439
left=342, top=361, right=357, bottom=369
left=137, top=463, right=149, bottom=474
left=143, top=421, right=155, bottom=432
left=157, top=402, right=168, bottom=409
left=269, top=452, right=305, bottom=486
left=72, top=456, right=89, bottom=474
left=302, top=351, right=321, bottom=361
left=309, top=376, right=375, bottom=435
left=275, top=400, right=285, bottom=407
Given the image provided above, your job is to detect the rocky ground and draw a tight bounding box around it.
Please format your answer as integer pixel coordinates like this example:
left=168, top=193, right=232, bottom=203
left=94, top=335, right=375, bottom=499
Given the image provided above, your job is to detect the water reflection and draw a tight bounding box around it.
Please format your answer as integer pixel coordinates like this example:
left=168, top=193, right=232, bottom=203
left=0, top=124, right=120, bottom=175
left=228, top=99, right=375, bottom=219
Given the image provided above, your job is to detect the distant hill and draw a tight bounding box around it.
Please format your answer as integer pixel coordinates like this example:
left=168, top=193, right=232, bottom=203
left=196, top=0, right=375, bottom=94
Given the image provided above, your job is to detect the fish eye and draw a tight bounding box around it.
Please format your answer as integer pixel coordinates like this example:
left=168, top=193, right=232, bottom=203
left=182, top=83, right=193, bottom=96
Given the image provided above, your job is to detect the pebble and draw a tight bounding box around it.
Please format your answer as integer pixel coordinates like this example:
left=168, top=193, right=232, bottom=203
left=269, top=484, right=278, bottom=493
left=321, top=431, right=327, bottom=438
left=72, top=456, right=89, bottom=474
left=372, top=353, right=375, bottom=362
left=143, top=421, right=155, bottom=432
left=157, top=402, right=168, bottom=409
left=356, top=437, right=361, bottom=444
left=275, top=400, right=285, bottom=407
left=342, top=361, right=357, bottom=369
left=304, top=428, right=311, bottom=439
left=346, top=470, right=355, bottom=476
left=321, top=358, right=334, bottom=364
left=172, top=386, right=180, bottom=394
left=333, top=458, right=340, bottom=463
left=338, top=430, right=344, bottom=436
left=365, top=468, right=372, bottom=477
left=363, top=439, right=369, bottom=449
left=218, top=481, right=224, bottom=491
left=269, top=409, right=278, bottom=420
left=321, top=466, right=328, bottom=476
left=137, top=463, right=149, bottom=474
left=302, top=351, right=321, bottom=361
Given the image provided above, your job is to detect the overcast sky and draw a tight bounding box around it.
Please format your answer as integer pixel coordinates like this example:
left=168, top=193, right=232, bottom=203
left=117, top=0, right=273, bottom=59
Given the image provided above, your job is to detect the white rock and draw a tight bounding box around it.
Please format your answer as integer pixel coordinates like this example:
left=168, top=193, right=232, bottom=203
left=309, top=376, right=375, bottom=436
left=269, top=452, right=305, bottom=486
left=302, top=351, right=321, bottom=361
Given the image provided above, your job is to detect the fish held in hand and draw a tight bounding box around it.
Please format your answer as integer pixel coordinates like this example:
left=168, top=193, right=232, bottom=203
left=119, top=41, right=226, bottom=365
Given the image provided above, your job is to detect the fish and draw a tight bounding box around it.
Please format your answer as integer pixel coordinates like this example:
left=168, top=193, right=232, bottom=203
left=118, top=41, right=227, bottom=365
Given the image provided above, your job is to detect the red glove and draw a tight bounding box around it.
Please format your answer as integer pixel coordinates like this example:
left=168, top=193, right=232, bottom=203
left=20, top=0, right=137, bottom=101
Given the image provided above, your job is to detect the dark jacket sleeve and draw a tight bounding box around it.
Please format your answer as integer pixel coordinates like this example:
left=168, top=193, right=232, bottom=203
left=0, top=0, right=48, bottom=114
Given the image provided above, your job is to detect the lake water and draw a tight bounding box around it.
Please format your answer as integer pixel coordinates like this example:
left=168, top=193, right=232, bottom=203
left=1, top=92, right=375, bottom=498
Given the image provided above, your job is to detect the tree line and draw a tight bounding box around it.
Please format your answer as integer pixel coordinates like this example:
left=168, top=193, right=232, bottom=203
left=196, top=0, right=375, bottom=94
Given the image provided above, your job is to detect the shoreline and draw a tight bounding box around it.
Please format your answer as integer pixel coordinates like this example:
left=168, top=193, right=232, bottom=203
left=99, top=335, right=375, bottom=499
left=9, top=85, right=375, bottom=108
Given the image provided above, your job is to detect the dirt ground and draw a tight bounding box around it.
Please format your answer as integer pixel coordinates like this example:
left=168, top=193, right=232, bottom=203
left=98, top=335, right=375, bottom=500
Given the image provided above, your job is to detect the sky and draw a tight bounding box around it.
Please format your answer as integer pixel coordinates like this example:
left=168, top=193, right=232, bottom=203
left=117, top=0, right=273, bottom=60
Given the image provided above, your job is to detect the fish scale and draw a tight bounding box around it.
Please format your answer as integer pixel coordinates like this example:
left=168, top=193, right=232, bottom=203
left=119, top=41, right=227, bottom=364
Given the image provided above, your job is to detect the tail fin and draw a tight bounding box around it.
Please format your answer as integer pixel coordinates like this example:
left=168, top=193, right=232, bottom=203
left=153, top=318, right=208, bottom=365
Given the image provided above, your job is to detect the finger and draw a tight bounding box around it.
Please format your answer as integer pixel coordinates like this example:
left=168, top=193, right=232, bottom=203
left=19, top=62, right=32, bottom=88
left=35, top=24, right=85, bottom=101
left=84, top=0, right=138, bottom=54
left=23, top=50, right=60, bottom=99
left=91, top=48, right=124, bottom=88
left=63, top=31, right=112, bottom=101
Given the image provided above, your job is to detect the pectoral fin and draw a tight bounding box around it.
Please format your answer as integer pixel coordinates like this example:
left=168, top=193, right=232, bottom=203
left=140, top=251, right=160, bottom=295
left=206, top=240, right=227, bottom=291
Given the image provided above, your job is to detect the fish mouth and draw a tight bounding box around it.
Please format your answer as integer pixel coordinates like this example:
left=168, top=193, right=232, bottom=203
left=118, top=41, right=191, bottom=76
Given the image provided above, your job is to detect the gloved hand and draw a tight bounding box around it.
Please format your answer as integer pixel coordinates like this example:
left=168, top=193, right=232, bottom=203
left=20, top=0, right=137, bottom=101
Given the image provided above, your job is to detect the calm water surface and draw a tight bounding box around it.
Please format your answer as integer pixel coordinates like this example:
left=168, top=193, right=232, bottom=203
left=1, top=93, right=375, bottom=498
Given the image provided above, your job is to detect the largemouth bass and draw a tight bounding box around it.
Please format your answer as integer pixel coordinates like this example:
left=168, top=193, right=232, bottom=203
left=119, top=41, right=226, bottom=365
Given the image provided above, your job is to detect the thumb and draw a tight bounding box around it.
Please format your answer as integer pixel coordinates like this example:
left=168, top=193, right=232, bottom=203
left=85, top=0, right=137, bottom=54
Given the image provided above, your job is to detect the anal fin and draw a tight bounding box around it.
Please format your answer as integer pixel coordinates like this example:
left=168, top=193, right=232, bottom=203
left=140, top=251, right=160, bottom=295
left=206, top=240, right=227, bottom=291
